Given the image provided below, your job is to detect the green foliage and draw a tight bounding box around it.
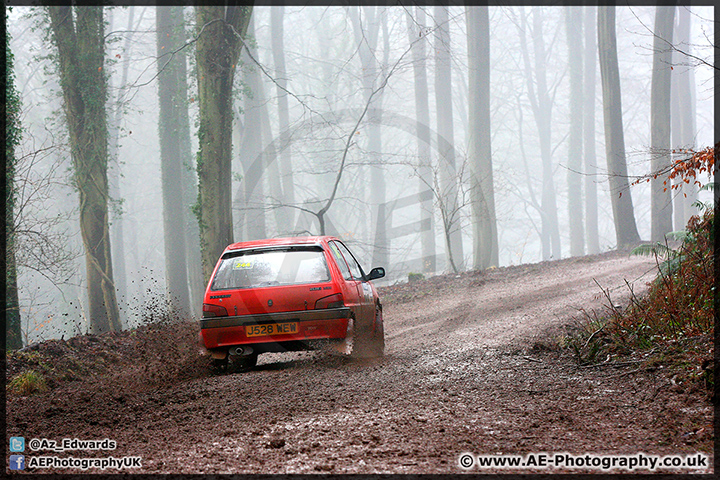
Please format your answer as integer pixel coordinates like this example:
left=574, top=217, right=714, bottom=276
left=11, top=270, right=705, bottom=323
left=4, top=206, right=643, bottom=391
left=191, top=190, right=207, bottom=265
left=5, top=13, right=22, bottom=190
left=630, top=228, right=694, bottom=278
left=698, top=182, right=714, bottom=191
left=569, top=210, right=714, bottom=389
left=627, top=211, right=713, bottom=340
left=191, top=194, right=203, bottom=230
left=5, top=32, right=22, bottom=160
left=408, top=272, right=425, bottom=283
left=191, top=146, right=205, bottom=257
left=8, top=369, right=49, bottom=396
left=691, top=184, right=714, bottom=212
left=565, top=310, right=610, bottom=366
left=631, top=241, right=682, bottom=279
left=192, top=143, right=204, bottom=233
left=6, top=8, right=24, bottom=350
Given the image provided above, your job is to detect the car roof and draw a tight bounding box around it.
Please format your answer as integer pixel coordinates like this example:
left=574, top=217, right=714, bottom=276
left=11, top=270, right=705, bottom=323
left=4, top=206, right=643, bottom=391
left=223, top=235, right=338, bottom=253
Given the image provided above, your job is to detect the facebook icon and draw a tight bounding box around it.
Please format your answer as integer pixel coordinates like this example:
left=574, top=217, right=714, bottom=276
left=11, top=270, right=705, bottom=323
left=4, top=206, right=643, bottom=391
left=10, top=455, right=25, bottom=470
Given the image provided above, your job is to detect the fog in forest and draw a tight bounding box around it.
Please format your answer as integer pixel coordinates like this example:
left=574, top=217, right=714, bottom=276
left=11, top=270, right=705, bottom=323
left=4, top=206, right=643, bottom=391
left=6, top=5, right=714, bottom=346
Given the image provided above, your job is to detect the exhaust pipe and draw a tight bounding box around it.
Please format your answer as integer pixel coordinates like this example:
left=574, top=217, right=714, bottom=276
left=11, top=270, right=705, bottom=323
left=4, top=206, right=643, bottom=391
left=230, top=345, right=254, bottom=356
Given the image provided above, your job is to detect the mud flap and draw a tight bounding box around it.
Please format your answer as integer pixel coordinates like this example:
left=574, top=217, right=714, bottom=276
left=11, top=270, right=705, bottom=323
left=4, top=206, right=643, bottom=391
left=333, top=317, right=354, bottom=356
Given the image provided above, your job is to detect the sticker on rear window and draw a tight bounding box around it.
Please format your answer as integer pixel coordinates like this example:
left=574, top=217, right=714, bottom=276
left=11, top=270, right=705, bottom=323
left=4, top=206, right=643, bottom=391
left=233, top=260, right=253, bottom=270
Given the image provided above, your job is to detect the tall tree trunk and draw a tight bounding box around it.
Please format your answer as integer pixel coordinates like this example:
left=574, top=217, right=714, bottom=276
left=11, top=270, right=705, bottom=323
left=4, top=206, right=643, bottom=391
left=583, top=7, right=600, bottom=254
left=261, top=103, right=283, bottom=235
left=373, top=12, right=390, bottom=266
left=232, top=110, right=246, bottom=241
left=435, top=5, right=464, bottom=272
left=5, top=18, right=23, bottom=349
left=256, top=53, right=283, bottom=235
left=47, top=6, right=121, bottom=333
left=310, top=8, right=347, bottom=236
left=597, top=6, right=641, bottom=247
left=195, top=5, right=252, bottom=282
left=518, top=8, right=561, bottom=260
left=671, top=6, right=697, bottom=229
left=157, top=6, right=191, bottom=315
left=466, top=6, right=497, bottom=270
left=172, top=9, right=204, bottom=315
left=650, top=5, right=675, bottom=242
left=406, top=7, right=435, bottom=273
left=348, top=6, right=387, bottom=269
left=107, top=6, right=140, bottom=322
left=238, top=14, right=266, bottom=242
left=270, top=6, right=295, bottom=233
left=152, top=6, right=203, bottom=314
left=533, top=9, right=561, bottom=260
left=566, top=6, right=585, bottom=256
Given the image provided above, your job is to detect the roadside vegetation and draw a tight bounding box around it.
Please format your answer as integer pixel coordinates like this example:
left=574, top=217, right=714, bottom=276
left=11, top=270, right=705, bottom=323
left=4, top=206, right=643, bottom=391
left=5, top=308, right=205, bottom=397
left=568, top=146, right=715, bottom=399
left=7, top=369, right=49, bottom=395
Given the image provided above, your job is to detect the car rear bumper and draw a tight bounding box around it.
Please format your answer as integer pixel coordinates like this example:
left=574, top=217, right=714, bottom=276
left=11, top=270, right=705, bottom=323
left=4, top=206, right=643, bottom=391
left=200, top=307, right=351, bottom=349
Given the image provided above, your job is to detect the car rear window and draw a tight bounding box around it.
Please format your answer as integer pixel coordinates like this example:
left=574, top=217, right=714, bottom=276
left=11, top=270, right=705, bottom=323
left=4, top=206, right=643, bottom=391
left=210, top=247, right=331, bottom=291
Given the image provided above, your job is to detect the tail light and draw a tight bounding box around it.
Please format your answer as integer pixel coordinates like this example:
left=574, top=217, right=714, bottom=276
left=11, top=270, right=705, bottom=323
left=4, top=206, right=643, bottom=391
left=203, top=303, right=228, bottom=318
left=315, top=293, right=344, bottom=309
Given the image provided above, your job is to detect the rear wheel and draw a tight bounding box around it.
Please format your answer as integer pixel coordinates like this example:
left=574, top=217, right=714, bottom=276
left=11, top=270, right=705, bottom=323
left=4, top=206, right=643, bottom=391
left=351, top=305, right=384, bottom=358
left=371, top=304, right=385, bottom=356
left=230, top=353, right=258, bottom=371
left=209, top=357, right=229, bottom=375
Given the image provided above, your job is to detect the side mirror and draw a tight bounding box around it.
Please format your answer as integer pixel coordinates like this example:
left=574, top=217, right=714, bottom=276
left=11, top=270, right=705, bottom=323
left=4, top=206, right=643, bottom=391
left=366, top=267, right=385, bottom=281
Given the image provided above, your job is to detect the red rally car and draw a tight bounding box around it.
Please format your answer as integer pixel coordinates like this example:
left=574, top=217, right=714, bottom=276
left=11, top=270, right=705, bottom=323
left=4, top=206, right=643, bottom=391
left=200, top=236, right=385, bottom=372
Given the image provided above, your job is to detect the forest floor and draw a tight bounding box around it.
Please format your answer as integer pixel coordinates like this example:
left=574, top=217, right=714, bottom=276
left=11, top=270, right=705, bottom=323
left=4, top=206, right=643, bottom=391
left=5, top=249, right=714, bottom=474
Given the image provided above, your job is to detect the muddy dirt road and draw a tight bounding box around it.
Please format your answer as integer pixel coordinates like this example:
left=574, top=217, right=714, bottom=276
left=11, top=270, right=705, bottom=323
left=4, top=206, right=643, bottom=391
left=6, top=251, right=714, bottom=474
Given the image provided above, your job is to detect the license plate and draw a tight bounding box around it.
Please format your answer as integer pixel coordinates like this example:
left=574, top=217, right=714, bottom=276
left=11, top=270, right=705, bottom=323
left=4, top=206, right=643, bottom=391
left=246, top=322, right=298, bottom=337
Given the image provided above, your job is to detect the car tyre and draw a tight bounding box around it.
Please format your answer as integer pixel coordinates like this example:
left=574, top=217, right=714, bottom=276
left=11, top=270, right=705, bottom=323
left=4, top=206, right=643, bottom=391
left=371, top=304, right=385, bottom=357
left=231, top=353, right=258, bottom=371
left=209, top=357, right=229, bottom=375
left=351, top=305, right=384, bottom=358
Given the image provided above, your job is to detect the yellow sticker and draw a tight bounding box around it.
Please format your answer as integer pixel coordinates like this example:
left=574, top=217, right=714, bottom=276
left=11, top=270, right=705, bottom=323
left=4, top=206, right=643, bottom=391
left=233, top=260, right=253, bottom=270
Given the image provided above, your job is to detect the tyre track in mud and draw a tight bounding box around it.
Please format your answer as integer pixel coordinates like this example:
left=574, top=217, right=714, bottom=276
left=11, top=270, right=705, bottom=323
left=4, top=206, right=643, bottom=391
left=385, top=253, right=656, bottom=350
left=6, top=252, right=713, bottom=474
